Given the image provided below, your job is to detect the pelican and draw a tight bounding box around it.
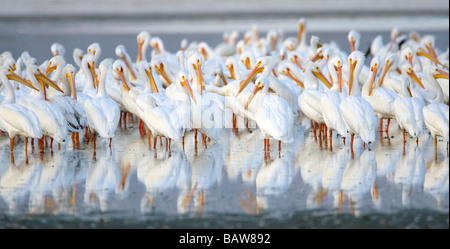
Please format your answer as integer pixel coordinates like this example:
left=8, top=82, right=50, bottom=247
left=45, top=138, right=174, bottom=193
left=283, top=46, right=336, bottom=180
left=136, top=31, right=151, bottom=63
left=187, top=53, right=223, bottom=149
left=17, top=59, right=68, bottom=151
left=240, top=74, right=294, bottom=158
left=361, top=56, right=397, bottom=133
left=340, top=51, right=377, bottom=156
left=77, top=54, right=98, bottom=100
left=297, top=61, right=332, bottom=140
left=87, top=42, right=101, bottom=65
left=393, top=74, right=426, bottom=152
left=50, top=42, right=65, bottom=57
left=422, top=65, right=449, bottom=159
left=0, top=65, right=42, bottom=157
left=82, top=59, right=120, bottom=150
left=135, top=62, right=185, bottom=154
left=348, top=29, right=361, bottom=53
left=320, top=55, right=348, bottom=149
left=115, top=44, right=140, bottom=83
left=49, top=64, right=88, bottom=148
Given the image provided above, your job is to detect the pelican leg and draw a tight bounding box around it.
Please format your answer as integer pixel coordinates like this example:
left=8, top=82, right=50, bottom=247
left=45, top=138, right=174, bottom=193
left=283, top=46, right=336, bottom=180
left=379, top=118, right=383, bottom=132
left=148, top=130, right=152, bottom=149
left=10, top=138, right=14, bottom=153
left=434, top=137, right=437, bottom=160
left=350, top=134, right=355, bottom=158
left=160, top=136, right=163, bottom=147
left=329, top=129, right=333, bottom=152
left=169, top=139, right=172, bottom=157
left=278, top=140, right=281, bottom=158
left=324, top=125, right=328, bottom=147
left=118, top=111, right=123, bottom=129
left=385, top=119, right=391, bottom=133
left=313, top=121, right=317, bottom=141
left=93, top=134, right=97, bottom=151
left=194, top=129, right=198, bottom=152
left=25, top=137, right=28, bottom=154
left=109, top=138, right=112, bottom=149
left=123, top=112, right=127, bottom=130
left=166, top=137, right=168, bottom=151
left=31, top=138, right=35, bottom=153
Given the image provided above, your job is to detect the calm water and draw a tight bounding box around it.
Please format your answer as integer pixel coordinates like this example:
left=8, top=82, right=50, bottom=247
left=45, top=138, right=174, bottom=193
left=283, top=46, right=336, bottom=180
left=0, top=114, right=448, bottom=229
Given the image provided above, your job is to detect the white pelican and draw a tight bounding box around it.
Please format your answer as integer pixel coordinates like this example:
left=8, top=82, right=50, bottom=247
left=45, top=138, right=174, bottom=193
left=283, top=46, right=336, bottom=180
left=422, top=65, right=449, bottom=159
left=164, top=71, right=197, bottom=148
left=51, top=42, right=65, bottom=57
left=136, top=31, right=151, bottom=63
left=17, top=59, right=68, bottom=151
left=87, top=42, right=101, bottom=65
left=393, top=70, right=426, bottom=151
left=320, top=55, right=348, bottom=149
left=77, top=54, right=98, bottom=99
left=115, top=44, right=141, bottom=85
left=361, top=56, right=397, bottom=133
left=112, top=59, right=144, bottom=132
left=298, top=61, right=332, bottom=140
left=187, top=53, right=223, bottom=150
left=240, top=73, right=294, bottom=158
left=135, top=62, right=184, bottom=155
left=0, top=65, right=42, bottom=157
left=82, top=59, right=120, bottom=151
left=151, top=54, right=177, bottom=87
left=49, top=64, right=88, bottom=148
left=340, top=51, right=377, bottom=156
left=348, top=29, right=361, bottom=53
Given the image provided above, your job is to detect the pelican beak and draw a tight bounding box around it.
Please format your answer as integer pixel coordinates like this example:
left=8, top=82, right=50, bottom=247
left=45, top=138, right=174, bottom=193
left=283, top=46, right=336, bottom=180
left=311, top=50, right=323, bottom=62
left=153, top=42, right=161, bottom=54
left=297, top=22, right=305, bottom=47
left=416, top=48, right=441, bottom=66
left=45, top=61, right=57, bottom=76
left=120, top=56, right=137, bottom=81
left=137, top=38, right=144, bottom=63
left=88, top=61, right=97, bottom=88
left=242, top=57, right=251, bottom=70
left=350, top=37, right=356, bottom=52
left=270, top=36, right=276, bottom=51
left=406, top=68, right=425, bottom=89
left=290, top=56, right=305, bottom=72
left=245, top=82, right=263, bottom=110
left=236, top=61, right=263, bottom=97
left=425, top=42, right=438, bottom=60
left=433, top=68, right=449, bottom=80
left=406, top=85, right=413, bottom=97
left=312, top=66, right=332, bottom=89
left=283, top=68, right=304, bottom=88
left=181, top=75, right=196, bottom=105
left=117, top=68, right=130, bottom=92
left=6, top=71, right=40, bottom=92
left=145, top=67, right=159, bottom=93
left=67, top=72, right=77, bottom=100
left=348, top=58, right=357, bottom=95
left=155, top=62, right=172, bottom=85
left=35, top=69, right=64, bottom=93
left=368, top=63, right=378, bottom=96
left=335, top=62, right=343, bottom=93
left=406, top=52, right=413, bottom=65
left=377, top=59, right=392, bottom=87
left=226, top=64, right=236, bottom=80
left=193, top=59, right=204, bottom=95
left=9, top=63, right=16, bottom=72
left=199, top=47, right=208, bottom=61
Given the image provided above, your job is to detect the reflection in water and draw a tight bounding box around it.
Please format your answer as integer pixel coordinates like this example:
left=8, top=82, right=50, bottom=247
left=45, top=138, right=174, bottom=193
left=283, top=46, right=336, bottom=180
left=340, top=149, right=377, bottom=217
left=0, top=120, right=448, bottom=223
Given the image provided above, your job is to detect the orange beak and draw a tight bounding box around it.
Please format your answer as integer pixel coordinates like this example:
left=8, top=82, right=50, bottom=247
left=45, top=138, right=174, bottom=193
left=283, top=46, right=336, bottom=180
left=236, top=61, right=263, bottom=97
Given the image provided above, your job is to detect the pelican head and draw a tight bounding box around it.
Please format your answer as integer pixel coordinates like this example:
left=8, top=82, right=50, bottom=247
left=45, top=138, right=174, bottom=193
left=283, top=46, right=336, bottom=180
left=307, top=60, right=332, bottom=89
left=1, top=59, right=39, bottom=92
left=113, top=59, right=130, bottom=92
left=87, top=43, right=101, bottom=58
left=138, top=60, right=160, bottom=94
left=400, top=47, right=414, bottom=65
left=25, top=58, right=64, bottom=95
left=236, top=56, right=273, bottom=97
left=240, top=51, right=256, bottom=70
left=45, top=55, right=65, bottom=76
left=150, top=37, right=164, bottom=54
left=401, top=63, right=425, bottom=89
left=176, top=71, right=196, bottom=105
left=287, top=50, right=307, bottom=71
left=73, top=48, right=85, bottom=67
left=278, top=61, right=304, bottom=88
left=51, top=42, right=65, bottom=57
left=368, top=56, right=381, bottom=95
left=63, top=63, right=77, bottom=99
left=328, top=54, right=344, bottom=91
left=377, top=52, right=398, bottom=87
left=188, top=53, right=205, bottom=94
left=348, top=29, right=361, bottom=52
left=137, top=31, right=151, bottom=63
left=151, top=54, right=172, bottom=85
left=244, top=74, right=267, bottom=109
left=347, top=51, right=365, bottom=95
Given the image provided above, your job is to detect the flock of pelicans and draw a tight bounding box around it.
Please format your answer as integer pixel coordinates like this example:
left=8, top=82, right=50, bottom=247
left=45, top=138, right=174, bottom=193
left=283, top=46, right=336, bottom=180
left=0, top=18, right=449, bottom=165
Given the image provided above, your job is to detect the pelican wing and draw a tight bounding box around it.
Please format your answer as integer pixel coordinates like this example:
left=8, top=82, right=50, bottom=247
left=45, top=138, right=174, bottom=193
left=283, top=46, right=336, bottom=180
left=0, top=104, right=42, bottom=138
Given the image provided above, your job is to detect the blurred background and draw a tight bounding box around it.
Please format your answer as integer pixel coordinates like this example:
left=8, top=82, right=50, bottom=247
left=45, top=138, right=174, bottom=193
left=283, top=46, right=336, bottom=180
left=0, top=0, right=448, bottom=64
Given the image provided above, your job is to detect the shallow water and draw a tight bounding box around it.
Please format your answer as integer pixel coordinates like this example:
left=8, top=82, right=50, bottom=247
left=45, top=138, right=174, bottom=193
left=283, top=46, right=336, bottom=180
left=0, top=115, right=448, bottom=229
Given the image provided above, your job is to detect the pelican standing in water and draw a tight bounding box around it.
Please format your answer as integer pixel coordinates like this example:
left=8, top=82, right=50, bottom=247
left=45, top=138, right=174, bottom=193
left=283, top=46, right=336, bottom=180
left=340, top=51, right=377, bottom=157
left=422, top=65, right=449, bottom=159
left=82, top=59, right=120, bottom=152
left=17, top=58, right=68, bottom=153
left=238, top=66, right=294, bottom=159
left=0, top=64, right=42, bottom=161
